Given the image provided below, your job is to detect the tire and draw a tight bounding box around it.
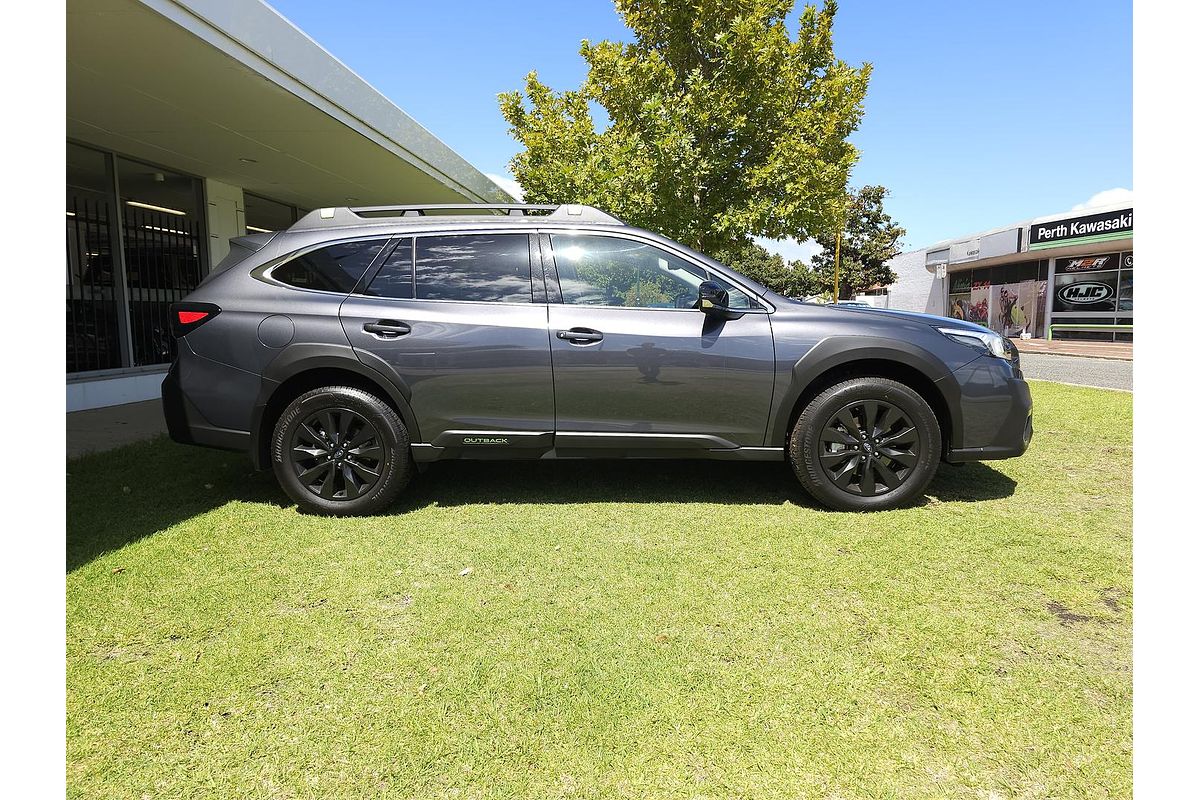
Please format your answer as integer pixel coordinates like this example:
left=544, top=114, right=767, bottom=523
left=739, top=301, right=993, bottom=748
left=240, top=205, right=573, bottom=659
left=271, top=386, right=413, bottom=516
left=788, top=377, right=941, bottom=512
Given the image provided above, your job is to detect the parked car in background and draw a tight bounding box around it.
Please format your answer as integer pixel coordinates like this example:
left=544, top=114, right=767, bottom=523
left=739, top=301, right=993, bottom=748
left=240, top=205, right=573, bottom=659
left=164, top=204, right=1032, bottom=514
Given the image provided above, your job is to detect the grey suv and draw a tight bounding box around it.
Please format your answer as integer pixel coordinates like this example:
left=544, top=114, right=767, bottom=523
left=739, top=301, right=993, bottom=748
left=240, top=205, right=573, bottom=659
left=163, top=203, right=1032, bottom=514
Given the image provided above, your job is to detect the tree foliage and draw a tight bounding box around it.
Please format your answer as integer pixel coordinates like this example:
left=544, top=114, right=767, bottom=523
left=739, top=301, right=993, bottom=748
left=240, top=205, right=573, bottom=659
left=810, top=185, right=906, bottom=299
left=716, top=241, right=817, bottom=298
left=499, top=0, right=870, bottom=255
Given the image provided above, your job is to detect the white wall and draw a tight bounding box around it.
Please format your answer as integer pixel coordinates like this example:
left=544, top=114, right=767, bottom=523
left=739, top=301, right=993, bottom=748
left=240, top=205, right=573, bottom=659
left=852, top=294, right=889, bottom=308
left=67, top=370, right=167, bottom=412
left=204, top=178, right=245, bottom=269
left=886, top=250, right=944, bottom=315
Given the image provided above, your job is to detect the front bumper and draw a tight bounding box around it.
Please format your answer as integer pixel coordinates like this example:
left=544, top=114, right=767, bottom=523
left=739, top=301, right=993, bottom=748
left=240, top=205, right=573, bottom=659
left=944, top=357, right=1033, bottom=462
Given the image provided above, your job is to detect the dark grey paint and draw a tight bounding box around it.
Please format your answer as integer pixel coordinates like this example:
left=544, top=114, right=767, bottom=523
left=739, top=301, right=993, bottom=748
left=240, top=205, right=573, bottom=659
left=546, top=304, right=775, bottom=448
left=165, top=213, right=1032, bottom=471
left=339, top=296, right=555, bottom=440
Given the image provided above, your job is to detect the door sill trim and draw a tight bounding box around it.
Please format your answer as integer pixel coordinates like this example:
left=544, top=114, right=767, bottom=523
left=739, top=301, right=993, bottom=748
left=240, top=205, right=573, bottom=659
left=553, top=431, right=739, bottom=450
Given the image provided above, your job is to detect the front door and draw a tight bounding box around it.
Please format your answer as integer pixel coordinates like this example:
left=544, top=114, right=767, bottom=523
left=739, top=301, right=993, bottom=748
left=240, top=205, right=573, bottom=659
left=543, top=232, right=775, bottom=451
left=340, top=232, right=554, bottom=450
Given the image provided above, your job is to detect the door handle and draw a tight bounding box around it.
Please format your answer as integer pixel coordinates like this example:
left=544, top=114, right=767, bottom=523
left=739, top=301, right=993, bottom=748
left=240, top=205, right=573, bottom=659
left=363, top=320, right=411, bottom=339
left=556, top=328, right=604, bottom=344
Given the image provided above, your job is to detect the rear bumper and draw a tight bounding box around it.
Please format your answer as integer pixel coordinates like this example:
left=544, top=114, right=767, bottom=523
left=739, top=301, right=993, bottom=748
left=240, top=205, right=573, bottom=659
left=161, top=360, right=251, bottom=453
left=945, top=360, right=1033, bottom=463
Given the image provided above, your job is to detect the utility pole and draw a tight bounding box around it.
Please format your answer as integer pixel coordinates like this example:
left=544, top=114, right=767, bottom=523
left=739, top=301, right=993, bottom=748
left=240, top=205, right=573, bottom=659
left=832, top=200, right=846, bottom=302
left=832, top=225, right=842, bottom=301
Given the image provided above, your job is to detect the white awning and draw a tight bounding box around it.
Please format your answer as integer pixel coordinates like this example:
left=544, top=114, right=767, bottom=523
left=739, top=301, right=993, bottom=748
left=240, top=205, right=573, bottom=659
left=67, top=0, right=511, bottom=208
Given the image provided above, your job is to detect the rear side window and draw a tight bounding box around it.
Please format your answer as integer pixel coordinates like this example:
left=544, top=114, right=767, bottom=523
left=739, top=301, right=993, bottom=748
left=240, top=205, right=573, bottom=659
left=272, top=238, right=387, bottom=292
left=415, top=234, right=532, bottom=303
left=364, top=238, right=414, bottom=299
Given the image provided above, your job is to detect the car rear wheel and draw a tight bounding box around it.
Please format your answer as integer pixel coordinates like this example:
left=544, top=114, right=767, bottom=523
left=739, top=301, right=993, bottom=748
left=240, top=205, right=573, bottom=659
left=789, top=377, right=941, bottom=511
left=271, top=386, right=412, bottom=516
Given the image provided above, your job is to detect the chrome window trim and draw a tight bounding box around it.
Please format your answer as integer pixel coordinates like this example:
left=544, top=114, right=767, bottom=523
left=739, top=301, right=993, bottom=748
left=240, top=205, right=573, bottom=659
left=342, top=296, right=550, bottom=308
left=253, top=225, right=775, bottom=314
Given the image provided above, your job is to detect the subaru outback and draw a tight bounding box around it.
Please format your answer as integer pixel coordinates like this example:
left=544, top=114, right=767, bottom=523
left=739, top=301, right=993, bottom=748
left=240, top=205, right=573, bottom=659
left=163, top=203, right=1032, bottom=514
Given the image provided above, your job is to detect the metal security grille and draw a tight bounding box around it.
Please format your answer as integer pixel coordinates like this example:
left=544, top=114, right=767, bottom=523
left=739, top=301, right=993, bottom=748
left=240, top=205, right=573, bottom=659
left=121, top=207, right=204, bottom=366
left=66, top=197, right=121, bottom=373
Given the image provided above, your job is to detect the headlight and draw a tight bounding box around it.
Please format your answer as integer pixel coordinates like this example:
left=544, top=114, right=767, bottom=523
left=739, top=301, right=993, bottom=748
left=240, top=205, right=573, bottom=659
left=937, top=327, right=1014, bottom=360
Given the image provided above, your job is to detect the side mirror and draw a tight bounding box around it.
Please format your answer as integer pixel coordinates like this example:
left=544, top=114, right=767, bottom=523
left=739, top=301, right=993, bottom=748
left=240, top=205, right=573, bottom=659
left=697, top=280, right=730, bottom=313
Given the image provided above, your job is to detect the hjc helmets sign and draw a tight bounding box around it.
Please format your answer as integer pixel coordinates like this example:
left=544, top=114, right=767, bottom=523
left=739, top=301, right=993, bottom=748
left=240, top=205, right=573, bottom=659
left=1057, top=282, right=1114, bottom=305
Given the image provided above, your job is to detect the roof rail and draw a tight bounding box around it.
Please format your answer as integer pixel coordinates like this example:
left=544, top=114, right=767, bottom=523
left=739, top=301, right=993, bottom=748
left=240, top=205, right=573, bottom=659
left=289, top=203, right=624, bottom=231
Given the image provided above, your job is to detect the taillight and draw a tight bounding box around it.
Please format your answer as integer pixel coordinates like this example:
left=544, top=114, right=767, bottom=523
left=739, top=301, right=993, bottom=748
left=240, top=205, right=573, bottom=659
left=169, top=302, right=221, bottom=338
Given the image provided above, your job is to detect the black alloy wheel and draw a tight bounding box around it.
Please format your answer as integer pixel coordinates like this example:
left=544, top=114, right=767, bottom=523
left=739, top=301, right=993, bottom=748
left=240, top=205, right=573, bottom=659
left=789, top=377, right=941, bottom=511
left=271, top=385, right=412, bottom=516
left=818, top=399, right=919, bottom=497
left=290, top=407, right=384, bottom=501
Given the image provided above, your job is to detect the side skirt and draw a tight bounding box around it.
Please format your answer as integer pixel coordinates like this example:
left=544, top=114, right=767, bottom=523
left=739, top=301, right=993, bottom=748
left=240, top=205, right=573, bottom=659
left=410, top=439, right=784, bottom=463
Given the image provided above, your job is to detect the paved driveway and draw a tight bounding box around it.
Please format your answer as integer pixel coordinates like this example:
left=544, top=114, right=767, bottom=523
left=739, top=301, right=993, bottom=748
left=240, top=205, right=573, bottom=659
left=67, top=399, right=166, bottom=458
left=1020, top=353, right=1132, bottom=391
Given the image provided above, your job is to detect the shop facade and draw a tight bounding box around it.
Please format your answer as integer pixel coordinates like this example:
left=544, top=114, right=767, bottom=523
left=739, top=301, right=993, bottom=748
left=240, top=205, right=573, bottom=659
left=67, top=0, right=508, bottom=411
left=886, top=204, right=1132, bottom=341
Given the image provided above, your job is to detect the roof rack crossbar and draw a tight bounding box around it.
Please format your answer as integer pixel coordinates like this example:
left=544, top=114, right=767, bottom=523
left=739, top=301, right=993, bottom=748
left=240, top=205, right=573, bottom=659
left=353, top=203, right=559, bottom=216
left=289, top=203, right=624, bottom=231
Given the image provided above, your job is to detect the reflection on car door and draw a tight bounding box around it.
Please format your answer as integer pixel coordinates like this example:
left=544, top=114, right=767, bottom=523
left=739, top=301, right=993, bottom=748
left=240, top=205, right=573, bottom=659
left=543, top=232, right=775, bottom=451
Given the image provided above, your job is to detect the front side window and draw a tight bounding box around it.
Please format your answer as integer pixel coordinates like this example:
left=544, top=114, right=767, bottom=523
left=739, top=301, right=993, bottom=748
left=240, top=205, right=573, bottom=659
left=550, top=234, right=755, bottom=309
left=415, top=234, right=532, bottom=303
left=273, top=239, right=387, bottom=292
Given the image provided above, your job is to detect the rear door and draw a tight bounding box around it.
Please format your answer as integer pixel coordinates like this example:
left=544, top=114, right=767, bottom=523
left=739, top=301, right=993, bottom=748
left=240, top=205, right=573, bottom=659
left=339, top=230, right=555, bottom=452
left=542, top=231, right=776, bottom=452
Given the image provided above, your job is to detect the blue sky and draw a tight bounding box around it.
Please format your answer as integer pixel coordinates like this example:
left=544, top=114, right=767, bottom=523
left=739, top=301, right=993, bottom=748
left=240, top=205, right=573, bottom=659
left=269, top=0, right=1131, bottom=255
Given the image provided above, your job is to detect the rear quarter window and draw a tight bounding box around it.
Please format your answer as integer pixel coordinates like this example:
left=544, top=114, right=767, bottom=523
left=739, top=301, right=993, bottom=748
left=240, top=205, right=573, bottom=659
left=272, top=239, right=388, bottom=292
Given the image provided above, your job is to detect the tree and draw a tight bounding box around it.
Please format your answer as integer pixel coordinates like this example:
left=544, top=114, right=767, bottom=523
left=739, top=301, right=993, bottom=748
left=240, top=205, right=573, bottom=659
left=716, top=241, right=817, bottom=298
left=810, top=185, right=905, bottom=299
left=499, top=0, right=870, bottom=256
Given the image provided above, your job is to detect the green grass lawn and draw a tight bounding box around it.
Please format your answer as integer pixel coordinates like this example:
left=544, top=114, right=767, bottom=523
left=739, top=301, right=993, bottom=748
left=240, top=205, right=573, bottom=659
left=66, top=381, right=1131, bottom=799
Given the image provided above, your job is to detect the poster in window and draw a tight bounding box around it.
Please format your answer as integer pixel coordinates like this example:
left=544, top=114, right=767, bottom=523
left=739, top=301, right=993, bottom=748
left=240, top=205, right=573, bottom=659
left=948, top=293, right=970, bottom=321
left=968, top=287, right=989, bottom=326
left=1118, top=272, right=1132, bottom=312
left=1053, top=270, right=1118, bottom=313
left=1034, top=280, right=1047, bottom=338
left=990, top=281, right=1039, bottom=337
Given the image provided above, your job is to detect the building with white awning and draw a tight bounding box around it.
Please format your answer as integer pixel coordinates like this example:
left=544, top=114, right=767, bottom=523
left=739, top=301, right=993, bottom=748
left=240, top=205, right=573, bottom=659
left=67, top=0, right=509, bottom=410
left=886, top=203, right=1132, bottom=342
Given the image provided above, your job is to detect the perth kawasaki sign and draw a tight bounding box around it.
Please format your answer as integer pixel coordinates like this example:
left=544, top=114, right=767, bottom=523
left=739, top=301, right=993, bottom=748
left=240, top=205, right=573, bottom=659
left=1029, top=208, right=1133, bottom=250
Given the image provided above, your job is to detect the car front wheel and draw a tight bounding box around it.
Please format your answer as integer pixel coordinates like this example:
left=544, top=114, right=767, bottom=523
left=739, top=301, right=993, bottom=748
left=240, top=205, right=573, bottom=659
left=789, top=377, right=941, bottom=511
left=271, top=386, right=412, bottom=516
